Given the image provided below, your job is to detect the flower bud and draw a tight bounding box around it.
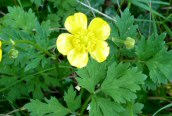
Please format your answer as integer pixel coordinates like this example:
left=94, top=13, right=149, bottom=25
left=124, top=37, right=135, bottom=49
left=75, top=85, right=81, bottom=91
left=9, top=48, right=19, bottom=59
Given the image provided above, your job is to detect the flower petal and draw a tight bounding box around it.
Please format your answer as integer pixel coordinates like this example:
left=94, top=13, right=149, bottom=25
left=67, top=49, right=88, bottom=68
left=88, top=18, right=110, bottom=40
left=56, top=33, right=73, bottom=55
left=65, top=12, right=87, bottom=34
left=90, top=40, right=109, bottom=62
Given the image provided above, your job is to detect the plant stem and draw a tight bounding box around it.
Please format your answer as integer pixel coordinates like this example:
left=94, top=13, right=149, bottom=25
left=0, top=11, right=5, bottom=16
left=94, top=88, right=101, bottom=94
left=0, top=64, right=73, bottom=93
left=80, top=94, right=92, bottom=115
left=3, top=40, right=52, bottom=56
left=80, top=88, right=102, bottom=115
left=127, top=0, right=131, bottom=9
left=112, top=37, right=125, bottom=44
left=5, top=107, right=26, bottom=115
left=0, top=67, right=55, bottom=93
left=116, top=0, right=122, bottom=14
left=15, top=40, right=52, bottom=56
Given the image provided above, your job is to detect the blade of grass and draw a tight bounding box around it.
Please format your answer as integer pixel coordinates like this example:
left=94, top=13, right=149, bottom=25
left=152, top=14, right=158, bottom=37
left=153, top=102, right=172, bottom=116
left=131, top=0, right=167, bottom=20
left=162, top=23, right=172, bottom=38
left=151, top=1, right=170, bottom=5
left=76, top=0, right=116, bottom=22
left=135, top=0, right=170, bottom=5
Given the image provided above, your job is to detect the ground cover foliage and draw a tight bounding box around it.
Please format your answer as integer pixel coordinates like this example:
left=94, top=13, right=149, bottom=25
left=0, top=0, right=172, bottom=116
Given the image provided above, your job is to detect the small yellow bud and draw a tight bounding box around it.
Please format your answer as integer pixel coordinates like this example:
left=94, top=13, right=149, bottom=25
left=124, top=37, right=135, bottom=49
left=9, top=48, right=19, bottom=59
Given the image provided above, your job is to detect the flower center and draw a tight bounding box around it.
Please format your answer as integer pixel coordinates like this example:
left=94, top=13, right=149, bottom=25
left=72, top=30, right=96, bottom=52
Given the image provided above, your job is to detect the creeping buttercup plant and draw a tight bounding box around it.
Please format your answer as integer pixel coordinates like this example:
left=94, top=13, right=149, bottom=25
left=0, top=0, right=172, bottom=116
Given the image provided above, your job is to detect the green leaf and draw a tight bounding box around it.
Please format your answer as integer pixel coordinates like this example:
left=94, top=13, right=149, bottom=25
left=136, top=33, right=166, bottom=61
left=47, top=14, right=61, bottom=29
left=24, top=56, right=42, bottom=72
left=49, top=0, right=80, bottom=22
left=76, top=59, right=107, bottom=93
left=7, top=83, right=28, bottom=101
left=27, top=75, right=49, bottom=100
left=0, top=76, right=17, bottom=86
left=90, top=96, right=124, bottom=116
left=64, top=85, right=81, bottom=111
left=35, top=20, right=51, bottom=43
left=120, top=102, right=144, bottom=116
left=101, top=62, right=146, bottom=103
left=43, top=74, right=60, bottom=87
left=146, top=49, right=172, bottom=84
left=2, top=7, right=37, bottom=33
left=24, top=97, right=70, bottom=116
left=30, top=0, right=44, bottom=6
left=136, top=33, right=172, bottom=86
left=90, top=0, right=105, bottom=9
left=113, top=8, right=138, bottom=39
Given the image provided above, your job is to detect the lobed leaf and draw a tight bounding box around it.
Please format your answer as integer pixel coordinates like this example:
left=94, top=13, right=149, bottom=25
left=136, top=33, right=172, bottom=87
left=64, top=85, right=81, bottom=111
left=76, top=59, right=107, bottom=93
left=113, top=8, right=138, bottom=39
left=24, top=97, right=70, bottom=116
left=101, top=62, right=146, bottom=103
left=90, top=96, right=124, bottom=116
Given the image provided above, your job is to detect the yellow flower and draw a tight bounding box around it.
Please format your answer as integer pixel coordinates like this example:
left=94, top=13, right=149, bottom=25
left=56, top=12, right=110, bottom=68
left=0, top=41, right=2, bottom=62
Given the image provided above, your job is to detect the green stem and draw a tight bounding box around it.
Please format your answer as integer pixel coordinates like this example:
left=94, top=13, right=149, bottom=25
left=16, top=40, right=52, bottom=56
left=112, top=37, right=125, bottom=44
left=94, top=88, right=101, bottom=94
left=117, top=0, right=125, bottom=13
left=80, top=88, right=102, bottom=115
left=0, top=64, right=73, bottom=93
left=80, top=94, right=92, bottom=115
left=5, top=107, right=26, bottom=115
left=3, top=40, right=52, bottom=57
left=127, top=0, right=131, bottom=9
left=0, top=67, right=55, bottom=93
left=129, top=103, right=134, bottom=116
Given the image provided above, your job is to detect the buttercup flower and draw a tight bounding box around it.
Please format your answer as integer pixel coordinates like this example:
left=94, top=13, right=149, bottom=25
left=0, top=41, right=2, bottom=61
left=56, top=12, right=110, bottom=68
